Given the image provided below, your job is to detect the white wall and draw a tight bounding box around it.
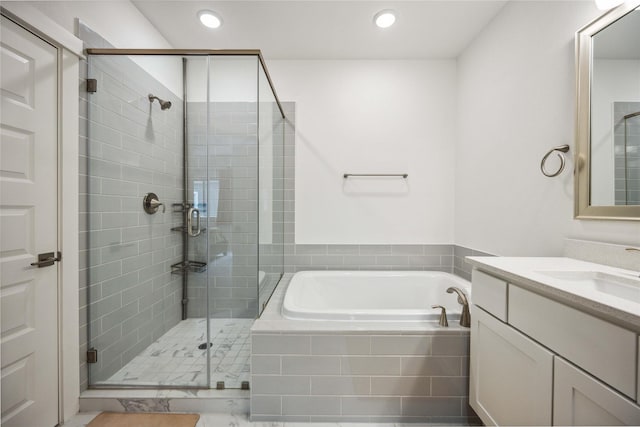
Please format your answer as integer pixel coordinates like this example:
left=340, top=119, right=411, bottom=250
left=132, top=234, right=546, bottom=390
left=268, top=60, right=457, bottom=244
left=456, top=1, right=640, bottom=257
left=24, top=0, right=183, bottom=97
left=591, top=59, right=640, bottom=205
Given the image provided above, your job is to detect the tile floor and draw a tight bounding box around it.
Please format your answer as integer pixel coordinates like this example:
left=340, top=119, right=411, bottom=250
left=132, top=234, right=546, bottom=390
left=65, top=412, right=470, bottom=427
left=98, top=319, right=252, bottom=389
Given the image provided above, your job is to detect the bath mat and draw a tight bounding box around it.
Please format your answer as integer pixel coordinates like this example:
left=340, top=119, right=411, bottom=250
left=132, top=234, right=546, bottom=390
left=87, top=412, right=199, bottom=427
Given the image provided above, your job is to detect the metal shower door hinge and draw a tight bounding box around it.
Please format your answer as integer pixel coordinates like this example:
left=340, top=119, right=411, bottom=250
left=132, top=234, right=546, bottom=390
left=87, top=348, right=98, bottom=364
left=86, top=79, right=97, bottom=93
left=241, top=381, right=250, bottom=390
left=216, top=381, right=225, bottom=390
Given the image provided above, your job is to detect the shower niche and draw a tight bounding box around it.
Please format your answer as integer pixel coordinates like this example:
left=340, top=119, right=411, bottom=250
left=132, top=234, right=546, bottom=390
left=82, top=51, right=285, bottom=389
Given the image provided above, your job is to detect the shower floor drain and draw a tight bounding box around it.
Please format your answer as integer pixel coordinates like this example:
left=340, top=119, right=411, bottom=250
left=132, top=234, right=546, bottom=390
left=198, top=342, right=213, bottom=350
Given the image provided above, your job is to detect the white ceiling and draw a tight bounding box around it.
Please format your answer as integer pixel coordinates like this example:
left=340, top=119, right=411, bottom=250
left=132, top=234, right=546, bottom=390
left=132, top=1, right=508, bottom=59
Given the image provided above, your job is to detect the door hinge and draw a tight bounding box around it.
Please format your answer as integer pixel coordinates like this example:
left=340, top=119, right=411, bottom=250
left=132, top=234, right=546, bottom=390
left=86, top=79, right=97, bottom=93
left=87, top=348, right=98, bottom=364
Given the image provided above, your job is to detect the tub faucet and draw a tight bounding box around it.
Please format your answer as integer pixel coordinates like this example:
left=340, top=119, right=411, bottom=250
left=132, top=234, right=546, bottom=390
left=446, top=287, right=471, bottom=328
left=432, top=305, right=449, bottom=327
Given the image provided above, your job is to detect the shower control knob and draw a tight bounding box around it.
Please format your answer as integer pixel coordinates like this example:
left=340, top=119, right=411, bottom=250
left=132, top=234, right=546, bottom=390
left=143, top=192, right=165, bottom=214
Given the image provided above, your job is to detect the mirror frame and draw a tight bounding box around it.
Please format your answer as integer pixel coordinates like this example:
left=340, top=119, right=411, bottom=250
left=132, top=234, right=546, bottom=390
left=575, top=0, right=640, bottom=220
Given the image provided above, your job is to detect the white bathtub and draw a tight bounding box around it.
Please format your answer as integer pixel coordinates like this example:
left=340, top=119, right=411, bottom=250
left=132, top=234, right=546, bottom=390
left=282, top=270, right=471, bottom=321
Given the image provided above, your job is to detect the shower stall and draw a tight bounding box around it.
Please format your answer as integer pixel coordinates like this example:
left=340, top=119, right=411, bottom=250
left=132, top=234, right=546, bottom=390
left=82, top=50, right=285, bottom=389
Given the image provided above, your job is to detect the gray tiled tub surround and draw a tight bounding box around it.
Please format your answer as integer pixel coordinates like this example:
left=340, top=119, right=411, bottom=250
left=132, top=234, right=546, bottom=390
left=80, top=24, right=186, bottom=387
left=454, top=246, right=494, bottom=281
left=286, top=244, right=456, bottom=273
left=250, top=274, right=477, bottom=423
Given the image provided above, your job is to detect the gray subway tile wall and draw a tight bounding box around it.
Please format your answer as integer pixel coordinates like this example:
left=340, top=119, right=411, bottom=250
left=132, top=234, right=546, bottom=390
left=186, top=98, right=284, bottom=318
left=185, top=101, right=260, bottom=319
left=251, top=331, right=476, bottom=423
left=453, top=245, right=494, bottom=281
left=79, top=24, right=185, bottom=389
left=614, top=102, right=640, bottom=205
left=286, top=243, right=456, bottom=272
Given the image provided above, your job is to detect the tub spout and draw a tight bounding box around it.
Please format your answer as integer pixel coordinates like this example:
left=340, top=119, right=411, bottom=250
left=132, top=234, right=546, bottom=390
left=446, top=287, right=471, bottom=328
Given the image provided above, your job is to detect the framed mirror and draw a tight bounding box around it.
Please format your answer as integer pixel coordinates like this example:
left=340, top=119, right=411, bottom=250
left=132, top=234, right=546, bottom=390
left=575, top=0, right=640, bottom=220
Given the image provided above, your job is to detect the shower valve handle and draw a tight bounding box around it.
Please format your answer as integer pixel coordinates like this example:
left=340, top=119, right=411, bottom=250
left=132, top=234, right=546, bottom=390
left=149, top=199, right=165, bottom=213
left=143, top=193, right=165, bottom=214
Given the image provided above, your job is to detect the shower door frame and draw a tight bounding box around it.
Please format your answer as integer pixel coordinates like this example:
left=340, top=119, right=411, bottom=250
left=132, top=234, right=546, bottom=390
left=85, top=49, right=285, bottom=118
left=84, top=49, right=286, bottom=390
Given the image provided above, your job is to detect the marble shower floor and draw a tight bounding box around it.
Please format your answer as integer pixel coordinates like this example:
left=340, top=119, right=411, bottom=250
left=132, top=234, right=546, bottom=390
left=99, top=318, right=252, bottom=389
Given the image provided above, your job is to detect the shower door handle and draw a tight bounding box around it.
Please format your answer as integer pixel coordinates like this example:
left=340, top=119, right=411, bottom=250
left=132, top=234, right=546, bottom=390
left=187, top=207, right=202, bottom=237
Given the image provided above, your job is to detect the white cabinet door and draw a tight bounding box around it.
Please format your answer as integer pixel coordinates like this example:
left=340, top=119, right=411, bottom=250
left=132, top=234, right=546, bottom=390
left=554, top=357, right=640, bottom=426
left=470, top=305, right=554, bottom=426
left=0, top=15, right=59, bottom=427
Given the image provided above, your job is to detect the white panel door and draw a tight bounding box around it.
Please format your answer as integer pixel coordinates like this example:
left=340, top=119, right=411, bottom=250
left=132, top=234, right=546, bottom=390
left=469, top=305, right=554, bottom=426
left=554, top=357, right=640, bottom=426
left=0, top=15, right=59, bottom=427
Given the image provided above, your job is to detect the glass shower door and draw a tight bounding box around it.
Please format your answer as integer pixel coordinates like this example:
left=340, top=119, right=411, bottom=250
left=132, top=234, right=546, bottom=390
left=202, top=56, right=259, bottom=389
left=85, top=53, right=209, bottom=388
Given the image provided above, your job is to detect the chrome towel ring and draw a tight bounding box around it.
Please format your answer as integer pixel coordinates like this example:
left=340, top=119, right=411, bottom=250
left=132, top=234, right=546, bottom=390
left=540, top=144, right=570, bottom=177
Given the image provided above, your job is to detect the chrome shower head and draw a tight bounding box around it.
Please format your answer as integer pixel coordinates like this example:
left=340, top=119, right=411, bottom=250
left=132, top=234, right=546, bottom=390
left=148, top=94, right=172, bottom=110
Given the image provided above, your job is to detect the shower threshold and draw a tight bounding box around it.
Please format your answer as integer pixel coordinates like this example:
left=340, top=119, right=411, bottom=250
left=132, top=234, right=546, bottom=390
left=79, top=388, right=249, bottom=414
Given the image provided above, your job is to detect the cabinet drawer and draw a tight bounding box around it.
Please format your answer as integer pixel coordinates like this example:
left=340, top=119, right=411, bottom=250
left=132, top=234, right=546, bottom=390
left=471, top=269, right=508, bottom=321
left=509, top=286, right=637, bottom=399
left=554, top=357, right=640, bottom=425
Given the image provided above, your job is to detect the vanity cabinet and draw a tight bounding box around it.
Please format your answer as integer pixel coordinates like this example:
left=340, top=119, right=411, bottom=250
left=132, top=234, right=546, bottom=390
left=470, top=268, right=640, bottom=426
left=469, top=305, right=553, bottom=426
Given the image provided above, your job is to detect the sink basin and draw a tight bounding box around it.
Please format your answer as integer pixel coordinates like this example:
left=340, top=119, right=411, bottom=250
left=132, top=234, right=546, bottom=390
left=535, top=271, right=640, bottom=303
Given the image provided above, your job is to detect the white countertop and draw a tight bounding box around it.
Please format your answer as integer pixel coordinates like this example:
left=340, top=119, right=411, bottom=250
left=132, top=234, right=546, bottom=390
left=466, top=256, right=640, bottom=331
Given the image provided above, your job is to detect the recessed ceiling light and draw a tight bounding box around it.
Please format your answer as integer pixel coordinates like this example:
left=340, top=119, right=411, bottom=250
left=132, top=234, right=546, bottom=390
left=198, top=10, right=222, bottom=29
left=374, top=10, right=396, bottom=28
left=594, top=0, right=623, bottom=10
